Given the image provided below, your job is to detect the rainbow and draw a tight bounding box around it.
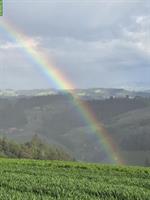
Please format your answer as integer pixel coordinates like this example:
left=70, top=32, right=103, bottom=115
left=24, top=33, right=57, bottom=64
left=0, top=18, right=124, bottom=164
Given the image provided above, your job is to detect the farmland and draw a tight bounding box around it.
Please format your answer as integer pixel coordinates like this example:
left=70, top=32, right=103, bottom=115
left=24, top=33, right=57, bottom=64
left=0, top=0, right=2, bottom=16
left=0, top=159, right=150, bottom=199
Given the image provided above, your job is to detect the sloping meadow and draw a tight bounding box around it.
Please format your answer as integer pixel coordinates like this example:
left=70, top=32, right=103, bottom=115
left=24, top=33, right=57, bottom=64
left=0, top=0, right=2, bottom=16
left=0, top=158, right=150, bottom=199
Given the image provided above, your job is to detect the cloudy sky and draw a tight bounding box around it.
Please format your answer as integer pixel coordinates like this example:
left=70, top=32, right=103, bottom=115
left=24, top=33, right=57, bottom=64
left=0, top=0, right=149, bottom=90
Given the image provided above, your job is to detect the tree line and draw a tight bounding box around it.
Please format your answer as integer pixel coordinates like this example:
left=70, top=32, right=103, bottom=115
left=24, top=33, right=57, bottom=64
left=0, top=134, right=74, bottom=161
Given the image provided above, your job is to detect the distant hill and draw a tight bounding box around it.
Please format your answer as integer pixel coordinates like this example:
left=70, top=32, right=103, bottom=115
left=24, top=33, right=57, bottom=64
left=0, top=91, right=150, bottom=165
left=107, top=107, right=150, bottom=151
left=1, top=88, right=150, bottom=100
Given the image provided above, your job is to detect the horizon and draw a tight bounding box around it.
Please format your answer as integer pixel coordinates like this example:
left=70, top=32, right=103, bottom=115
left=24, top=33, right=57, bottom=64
left=0, top=86, right=150, bottom=93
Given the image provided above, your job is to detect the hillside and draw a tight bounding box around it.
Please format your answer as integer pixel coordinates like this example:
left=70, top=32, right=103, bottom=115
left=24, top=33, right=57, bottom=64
left=0, top=94, right=150, bottom=166
left=108, top=107, right=150, bottom=151
left=0, top=136, right=73, bottom=161
left=0, top=159, right=150, bottom=199
left=0, top=93, right=150, bottom=165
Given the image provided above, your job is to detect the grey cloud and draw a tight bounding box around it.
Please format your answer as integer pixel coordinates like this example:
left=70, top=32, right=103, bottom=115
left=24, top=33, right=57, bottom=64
left=0, top=0, right=149, bottom=89
left=4, top=0, right=148, bottom=40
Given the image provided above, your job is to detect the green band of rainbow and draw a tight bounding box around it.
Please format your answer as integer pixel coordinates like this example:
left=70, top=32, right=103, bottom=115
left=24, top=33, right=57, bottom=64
left=0, top=18, right=124, bottom=164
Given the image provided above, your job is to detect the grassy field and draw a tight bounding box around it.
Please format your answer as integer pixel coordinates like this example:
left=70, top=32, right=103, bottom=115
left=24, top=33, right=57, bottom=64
left=0, top=159, right=150, bottom=199
left=0, top=0, right=2, bottom=16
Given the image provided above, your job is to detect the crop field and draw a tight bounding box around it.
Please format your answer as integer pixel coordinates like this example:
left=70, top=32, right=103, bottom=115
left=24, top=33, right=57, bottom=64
left=0, top=0, right=2, bottom=16
left=0, top=159, right=150, bottom=199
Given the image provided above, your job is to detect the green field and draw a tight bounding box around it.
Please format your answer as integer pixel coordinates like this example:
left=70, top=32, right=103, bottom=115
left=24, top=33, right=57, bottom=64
left=0, top=159, right=150, bottom=199
left=0, top=0, right=2, bottom=16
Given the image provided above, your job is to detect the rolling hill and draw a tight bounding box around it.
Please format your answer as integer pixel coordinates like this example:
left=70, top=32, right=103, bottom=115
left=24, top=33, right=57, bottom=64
left=0, top=90, right=150, bottom=165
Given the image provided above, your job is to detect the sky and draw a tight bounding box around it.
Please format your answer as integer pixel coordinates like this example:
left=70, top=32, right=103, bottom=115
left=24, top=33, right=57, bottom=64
left=0, top=0, right=150, bottom=90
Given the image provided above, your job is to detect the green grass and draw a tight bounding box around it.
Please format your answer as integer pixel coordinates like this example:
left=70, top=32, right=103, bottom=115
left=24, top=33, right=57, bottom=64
left=0, top=0, right=2, bottom=16
left=0, top=159, right=150, bottom=199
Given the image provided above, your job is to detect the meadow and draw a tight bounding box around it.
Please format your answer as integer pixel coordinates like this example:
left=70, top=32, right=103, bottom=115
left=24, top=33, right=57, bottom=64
left=0, top=159, right=150, bottom=199
left=0, top=0, right=2, bottom=16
